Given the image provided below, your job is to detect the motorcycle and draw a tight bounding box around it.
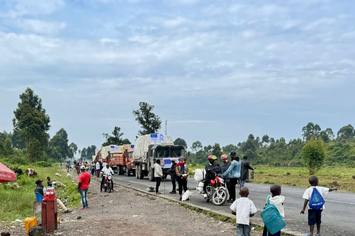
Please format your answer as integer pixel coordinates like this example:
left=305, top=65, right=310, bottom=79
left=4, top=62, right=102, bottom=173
left=195, top=169, right=229, bottom=206
left=103, top=175, right=113, bottom=193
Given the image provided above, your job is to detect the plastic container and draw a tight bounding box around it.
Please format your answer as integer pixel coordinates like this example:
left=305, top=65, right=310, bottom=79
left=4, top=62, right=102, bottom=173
left=194, top=169, right=205, bottom=182
left=24, top=217, right=38, bottom=234
left=43, top=187, right=56, bottom=201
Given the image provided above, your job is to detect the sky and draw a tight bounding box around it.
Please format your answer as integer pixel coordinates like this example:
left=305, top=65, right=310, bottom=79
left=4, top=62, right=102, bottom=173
left=0, top=0, right=355, bottom=149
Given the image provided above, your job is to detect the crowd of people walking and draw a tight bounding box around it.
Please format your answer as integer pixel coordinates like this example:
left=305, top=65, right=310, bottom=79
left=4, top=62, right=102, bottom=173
left=62, top=152, right=336, bottom=236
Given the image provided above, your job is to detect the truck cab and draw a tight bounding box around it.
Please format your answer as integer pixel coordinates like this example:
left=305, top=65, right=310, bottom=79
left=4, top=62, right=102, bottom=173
left=147, top=144, right=185, bottom=180
left=133, top=133, right=186, bottom=181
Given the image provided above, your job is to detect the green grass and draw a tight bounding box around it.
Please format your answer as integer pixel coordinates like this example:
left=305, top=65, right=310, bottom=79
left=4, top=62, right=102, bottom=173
left=253, top=166, right=355, bottom=192
left=0, top=160, right=80, bottom=222
left=189, top=163, right=355, bottom=192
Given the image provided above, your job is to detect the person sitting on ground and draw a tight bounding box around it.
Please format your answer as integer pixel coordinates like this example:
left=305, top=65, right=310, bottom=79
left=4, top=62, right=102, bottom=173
left=47, top=176, right=53, bottom=187
left=230, top=187, right=257, bottom=236
left=263, top=185, right=285, bottom=236
left=300, top=176, right=337, bottom=236
left=176, top=157, right=189, bottom=201
left=46, top=177, right=71, bottom=213
left=240, top=155, right=254, bottom=188
left=100, top=163, right=114, bottom=192
left=154, top=159, right=163, bottom=194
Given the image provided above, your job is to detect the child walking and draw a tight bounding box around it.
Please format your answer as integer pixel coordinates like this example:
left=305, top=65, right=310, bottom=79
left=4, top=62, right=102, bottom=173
left=300, top=176, right=337, bottom=236
left=262, top=185, right=285, bottom=236
left=230, top=187, right=257, bottom=236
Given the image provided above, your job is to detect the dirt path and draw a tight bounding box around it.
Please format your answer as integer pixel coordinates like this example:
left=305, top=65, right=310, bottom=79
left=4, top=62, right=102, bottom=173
left=57, top=178, right=239, bottom=236
left=1, top=177, right=260, bottom=236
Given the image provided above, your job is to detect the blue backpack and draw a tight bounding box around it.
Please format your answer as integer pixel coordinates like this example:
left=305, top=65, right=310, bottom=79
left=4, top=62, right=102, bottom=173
left=261, top=196, right=286, bottom=235
left=309, top=188, right=325, bottom=210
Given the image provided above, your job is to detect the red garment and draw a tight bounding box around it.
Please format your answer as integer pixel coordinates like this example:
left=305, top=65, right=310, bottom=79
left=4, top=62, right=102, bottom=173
left=79, top=172, right=91, bottom=190
left=176, top=161, right=184, bottom=167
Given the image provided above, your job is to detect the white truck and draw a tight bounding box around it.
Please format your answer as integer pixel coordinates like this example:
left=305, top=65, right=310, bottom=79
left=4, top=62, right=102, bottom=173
left=133, top=133, right=186, bottom=181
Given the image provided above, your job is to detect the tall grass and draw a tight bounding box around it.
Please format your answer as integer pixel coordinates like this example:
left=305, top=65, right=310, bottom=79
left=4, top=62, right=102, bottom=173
left=253, top=166, right=355, bottom=192
left=0, top=160, right=80, bottom=222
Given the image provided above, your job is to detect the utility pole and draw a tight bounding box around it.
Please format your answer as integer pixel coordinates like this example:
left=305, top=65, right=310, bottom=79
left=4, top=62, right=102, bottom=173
left=165, top=120, right=168, bottom=137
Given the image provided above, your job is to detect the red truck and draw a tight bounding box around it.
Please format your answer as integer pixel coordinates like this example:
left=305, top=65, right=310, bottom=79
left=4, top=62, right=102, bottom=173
left=109, top=145, right=135, bottom=176
left=95, top=144, right=135, bottom=176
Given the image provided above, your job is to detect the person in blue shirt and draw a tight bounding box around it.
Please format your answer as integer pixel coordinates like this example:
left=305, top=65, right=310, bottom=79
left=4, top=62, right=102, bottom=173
left=222, top=152, right=241, bottom=202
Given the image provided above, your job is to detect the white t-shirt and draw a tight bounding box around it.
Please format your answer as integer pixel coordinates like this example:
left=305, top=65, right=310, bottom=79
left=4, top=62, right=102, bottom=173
left=101, top=166, right=114, bottom=176
left=95, top=162, right=100, bottom=170
left=154, top=163, right=163, bottom=178
left=269, top=195, right=285, bottom=217
left=230, top=197, right=257, bottom=225
left=303, top=186, right=329, bottom=209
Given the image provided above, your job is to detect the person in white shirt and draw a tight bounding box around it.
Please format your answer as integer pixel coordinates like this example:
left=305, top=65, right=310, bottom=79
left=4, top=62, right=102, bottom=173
left=230, top=187, right=257, bottom=236
left=100, top=163, right=114, bottom=192
left=154, top=159, right=163, bottom=194
left=300, top=176, right=337, bottom=236
left=95, top=161, right=101, bottom=177
left=263, top=185, right=285, bottom=236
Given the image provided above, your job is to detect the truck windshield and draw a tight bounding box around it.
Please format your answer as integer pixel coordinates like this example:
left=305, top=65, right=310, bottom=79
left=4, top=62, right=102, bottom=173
left=154, top=146, right=185, bottom=158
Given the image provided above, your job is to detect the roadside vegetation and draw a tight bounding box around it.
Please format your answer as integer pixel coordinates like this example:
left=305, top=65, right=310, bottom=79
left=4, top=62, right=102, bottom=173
left=0, top=157, right=80, bottom=222
left=0, top=88, right=81, bottom=222
left=253, top=166, right=355, bottom=192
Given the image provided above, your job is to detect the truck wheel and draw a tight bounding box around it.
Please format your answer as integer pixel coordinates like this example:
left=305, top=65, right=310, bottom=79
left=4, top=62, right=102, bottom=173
left=139, top=166, right=144, bottom=179
left=119, top=166, right=124, bottom=175
left=149, top=168, right=155, bottom=181
left=136, top=166, right=140, bottom=179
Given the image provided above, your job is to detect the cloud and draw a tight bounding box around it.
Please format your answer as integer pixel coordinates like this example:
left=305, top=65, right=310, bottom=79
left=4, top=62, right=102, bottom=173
left=1, top=0, right=355, bottom=147
left=17, top=19, right=66, bottom=35
left=6, top=0, right=65, bottom=18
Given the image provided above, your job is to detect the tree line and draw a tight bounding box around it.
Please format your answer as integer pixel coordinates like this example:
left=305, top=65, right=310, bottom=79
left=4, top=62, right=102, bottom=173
left=2, top=89, right=353, bottom=171
left=187, top=122, right=355, bottom=170
left=0, top=88, right=79, bottom=162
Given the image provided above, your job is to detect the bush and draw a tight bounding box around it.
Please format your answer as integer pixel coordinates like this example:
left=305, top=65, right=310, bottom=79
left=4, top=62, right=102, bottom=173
left=301, top=139, right=326, bottom=175
left=1, top=154, right=29, bottom=165
left=36, top=161, right=52, bottom=167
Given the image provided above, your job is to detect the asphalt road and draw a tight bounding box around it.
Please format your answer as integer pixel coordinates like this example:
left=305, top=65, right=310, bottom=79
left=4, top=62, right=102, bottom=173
left=113, top=175, right=355, bottom=236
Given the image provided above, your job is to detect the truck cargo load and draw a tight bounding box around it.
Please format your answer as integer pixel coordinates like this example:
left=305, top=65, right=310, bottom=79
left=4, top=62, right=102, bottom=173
left=133, top=133, right=186, bottom=181
left=95, top=144, right=135, bottom=176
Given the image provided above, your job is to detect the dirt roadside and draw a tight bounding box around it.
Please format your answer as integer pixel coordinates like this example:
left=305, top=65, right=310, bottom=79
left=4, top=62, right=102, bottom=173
left=1, top=177, right=260, bottom=236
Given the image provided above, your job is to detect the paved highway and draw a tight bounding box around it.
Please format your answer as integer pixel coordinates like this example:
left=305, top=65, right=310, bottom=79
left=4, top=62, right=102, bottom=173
left=113, top=175, right=355, bottom=236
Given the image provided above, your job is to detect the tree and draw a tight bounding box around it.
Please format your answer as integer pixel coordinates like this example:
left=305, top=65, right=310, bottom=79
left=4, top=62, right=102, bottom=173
left=191, top=141, right=202, bottom=153
left=212, top=143, right=222, bottom=157
left=13, top=88, right=50, bottom=161
left=302, top=122, right=321, bottom=141
left=133, top=102, right=161, bottom=135
left=102, top=126, right=130, bottom=146
left=241, top=134, right=258, bottom=160
left=80, top=148, right=87, bottom=159
left=301, top=139, right=326, bottom=175
left=262, top=135, right=270, bottom=144
left=48, top=128, right=71, bottom=161
left=174, top=138, right=187, bottom=148
left=0, top=131, right=13, bottom=156
left=69, top=142, right=78, bottom=158
left=320, top=128, right=334, bottom=143
left=337, top=125, right=354, bottom=141
left=222, top=144, right=237, bottom=155
left=80, top=145, right=97, bottom=160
